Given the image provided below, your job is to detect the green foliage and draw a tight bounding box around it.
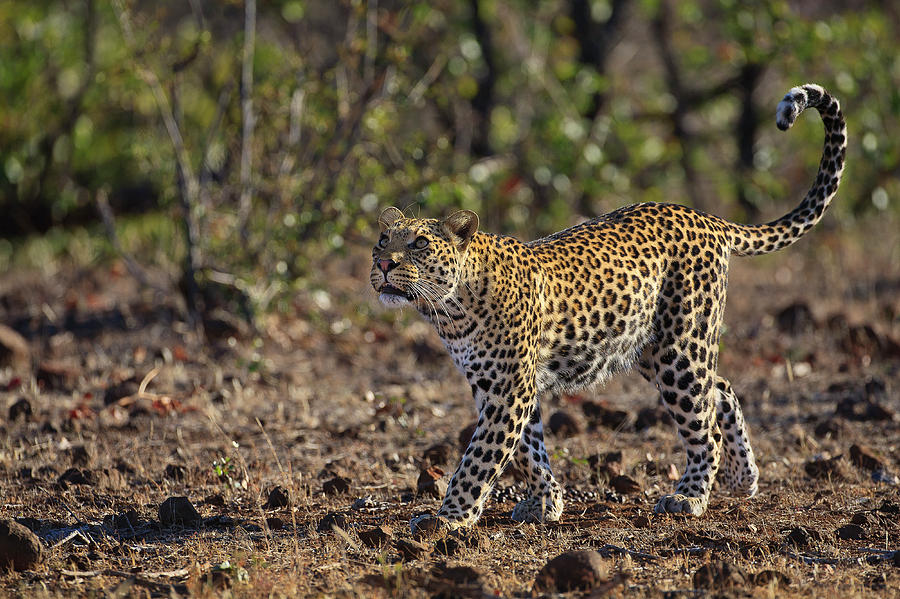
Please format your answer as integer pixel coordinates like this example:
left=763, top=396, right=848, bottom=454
left=1, top=0, right=897, bottom=289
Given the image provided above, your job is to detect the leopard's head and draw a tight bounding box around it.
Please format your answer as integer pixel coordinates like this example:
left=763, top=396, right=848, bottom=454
left=370, top=206, right=479, bottom=308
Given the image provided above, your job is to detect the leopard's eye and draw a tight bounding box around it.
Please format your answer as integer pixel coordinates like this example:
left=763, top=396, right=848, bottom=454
left=409, top=236, right=429, bottom=250
left=378, top=234, right=388, bottom=248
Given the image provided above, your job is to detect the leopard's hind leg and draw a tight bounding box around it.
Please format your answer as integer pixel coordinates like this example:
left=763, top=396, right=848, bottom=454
left=714, top=377, right=759, bottom=497
left=650, top=345, right=724, bottom=516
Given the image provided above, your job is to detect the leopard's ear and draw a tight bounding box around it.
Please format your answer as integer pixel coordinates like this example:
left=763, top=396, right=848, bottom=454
left=378, top=207, right=404, bottom=231
left=441, top=210, right=479, bottom=249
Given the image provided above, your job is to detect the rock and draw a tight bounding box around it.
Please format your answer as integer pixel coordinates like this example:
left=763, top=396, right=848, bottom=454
left=205, top=493, right=226, bottom=507
left=434, top=530, right=488, bottom=556
left=0, top=519, right=43, bottom=571
left=804, top=455, right=844, bottom=480
left=457, top=422, right=477, bottom=452
left=433, top=564, right=483, bottom=585
left=263, top=486, right=290, bottom=509
left=693, top=560, right=747, bottom=590
left=165, top=464, right=188, bottom=481
left=434, top=536, right=463, bottom=556
left=68, top=445, right=93, bottom=467
left=835, top=524, right=866, bottom=540
left=58, top=467, right=95, bottom=486
left=813, top=418, right=844, bottom=439
left=849, top=444, right=885, bottom=471
left=841, top=325, right=900, bottom=359
left=632, top=514, right=651, bottom=528
left=429, top=563, right=485, bottom=594
left=878, top=500, right=899, bottom=516
left=322, top=476, right=351, bottom=496
left=634, top=406, right=670, bottom=431
left=582, top=400, right=629, bottom=430
left=835, top=397, right=894, bottom=422
left=416, top=467, right=447, bottom=499
left=588, top=452, right=623, bottom=483
left=99, top=468, right=128, bottom=491
left=751, top=570, right=791, bottom=587
left=8, top=398, right=32, bottom=422
left=547, top=410, right=582, bottom=436
left=850, top=512, right=874, bottom=527
left=533, top=550, right=609, bottom=593
left=785, top=526, right=820, bottom=549
left=358, top=525, right=392, bottom=548
left=422, top=442, right=453, bottom=467
left=104, top=509, right=141, bottom=530
left=0, top=324, right=30, bottom=370
left=103, top=379, right=139, bottom=405
left=775, top=302, right=816, bottom=335
left=203, top=308, right=250, bottom=341
left=589, top=451, right=622, bottom=467
left=36, top=361, right=79, bottom=391
left=159, top=496, right=201, bottom=527
left=395, top=538, right=430, bottom=561
left=316, top=512, right=347, bottom=533
left=609, top=475, right=641, bottom=495
left=872, top=470, right=899, bottom=485
left=410, top=515, right=449, bottom=539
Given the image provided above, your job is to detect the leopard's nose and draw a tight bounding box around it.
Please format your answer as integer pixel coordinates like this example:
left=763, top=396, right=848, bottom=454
left=378, top=259, right=398, bottom=273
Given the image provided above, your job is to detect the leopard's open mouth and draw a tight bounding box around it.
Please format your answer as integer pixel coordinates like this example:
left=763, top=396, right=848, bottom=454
left=380, top=284, right=414, bottom=300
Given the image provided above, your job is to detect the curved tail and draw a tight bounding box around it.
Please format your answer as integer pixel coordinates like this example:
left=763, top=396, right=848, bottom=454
left=729, top=84, right=846, bottom=257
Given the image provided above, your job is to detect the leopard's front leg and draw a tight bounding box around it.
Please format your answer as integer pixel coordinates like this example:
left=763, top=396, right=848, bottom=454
left=412, top=365, right=537, bottom=533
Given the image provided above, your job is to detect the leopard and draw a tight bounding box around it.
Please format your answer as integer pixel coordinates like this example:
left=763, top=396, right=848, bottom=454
left=369, top=83, right=846, bottom=533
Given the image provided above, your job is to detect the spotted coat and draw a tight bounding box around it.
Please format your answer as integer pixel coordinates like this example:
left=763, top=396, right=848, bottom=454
left=370, top=84, right=846, bottom=530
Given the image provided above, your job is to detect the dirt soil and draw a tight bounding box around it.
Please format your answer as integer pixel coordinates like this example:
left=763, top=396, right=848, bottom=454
left=1, top=222, right=899, bottom=598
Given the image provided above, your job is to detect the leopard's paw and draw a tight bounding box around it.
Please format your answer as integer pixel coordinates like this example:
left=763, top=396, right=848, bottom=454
left=653, top=494, right=707, bottom=516
left=511, top=496, right=563, bottom=524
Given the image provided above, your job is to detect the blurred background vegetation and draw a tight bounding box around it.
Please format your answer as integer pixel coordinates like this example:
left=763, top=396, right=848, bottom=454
left=1, top=0, right=898, bottom=320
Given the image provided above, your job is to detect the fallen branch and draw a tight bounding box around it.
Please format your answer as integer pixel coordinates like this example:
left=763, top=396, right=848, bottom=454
left=62, top=568, right=190, bottom=579
left=61, top=568, right=190, bottom=593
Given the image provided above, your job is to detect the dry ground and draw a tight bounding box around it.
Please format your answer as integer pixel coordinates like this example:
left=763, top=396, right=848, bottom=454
left=1, top=218, right=898, bottom=598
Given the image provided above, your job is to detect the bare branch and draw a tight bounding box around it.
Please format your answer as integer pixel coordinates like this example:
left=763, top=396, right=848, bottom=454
left=237, top=0, right=257, bottom=241
left=95, top=189, right=167, bottom=294
left=365, top=0, right=378, bottom=84
left=112, top=0, right=203, bottom=328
